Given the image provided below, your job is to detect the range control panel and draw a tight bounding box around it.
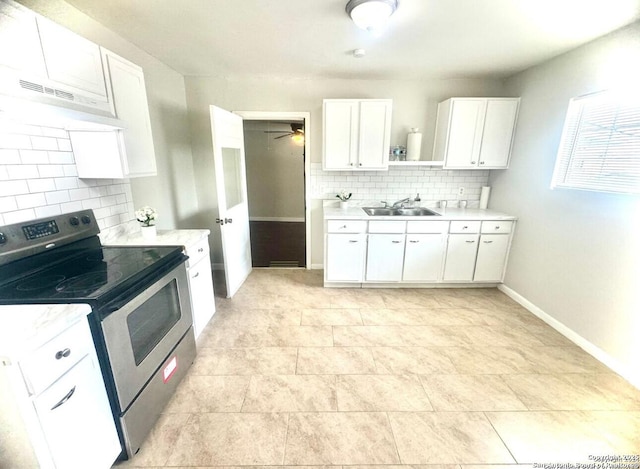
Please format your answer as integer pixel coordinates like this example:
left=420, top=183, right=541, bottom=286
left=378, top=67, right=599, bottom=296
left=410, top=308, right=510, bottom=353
left=0, top=209, right=99, bottom=265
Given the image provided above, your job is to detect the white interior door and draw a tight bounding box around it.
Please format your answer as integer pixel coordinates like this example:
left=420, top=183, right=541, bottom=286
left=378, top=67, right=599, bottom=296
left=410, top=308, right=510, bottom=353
left=210, top=105, right=252, bottom=297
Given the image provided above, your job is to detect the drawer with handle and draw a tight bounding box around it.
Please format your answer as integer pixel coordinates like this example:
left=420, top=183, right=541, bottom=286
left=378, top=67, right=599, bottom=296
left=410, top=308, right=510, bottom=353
left=327, top=220, right=367, bottom=233
left=19, top=319, right=94, bottom=395
left=185, top=237, right=210, bottom=268
left=481, top=221, right=513, bottom=234
left=449, top=221, right=481, bottom=234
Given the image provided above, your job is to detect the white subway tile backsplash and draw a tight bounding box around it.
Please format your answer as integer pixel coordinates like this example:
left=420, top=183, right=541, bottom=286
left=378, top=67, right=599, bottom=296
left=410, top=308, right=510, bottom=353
left=82, top=197, right=102, bottom=210
left=30, top=136, right=59, bottom=151
left=0, top=196, right=17, bottom=212
left=69, top=188, right=90, bottom=201
left=0, top=149, right=21, bottom=164
left=16, top=193, right=47, bottom=209
left=63, top=165, right=78, bottom=177
left=20, top=150, right=49, bottom=164
left=1, top=119, right=134, bottom=232
left=7, top=165, right=39, bottom=179
left=54, top=177, right=79, bottom=190
left=41, top=128, right=68, bottom=139
left=0, top=180, right=29, bottom=197
left=37, top=165, right=65, bottom=178
left=48, top=151, right=74, bottom=164
left=311, top=165, right=490, bottom=207
left=35, top=205, right=62, bottom=218
left=3, top=208, right=36, bottom=224
left=27, top=178, right=56, bottom=193
left=57, top=139, right=72, bottom=151
left=0, top=133, right=31, bottom=149
left=60, top=201, right=83, bottom=213
left=45, top=190, right=71, bottom=205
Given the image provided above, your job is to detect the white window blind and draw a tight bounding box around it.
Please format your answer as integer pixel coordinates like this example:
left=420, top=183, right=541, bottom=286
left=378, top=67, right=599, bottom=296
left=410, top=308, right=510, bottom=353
left=551, top=90, right=640, bottom=195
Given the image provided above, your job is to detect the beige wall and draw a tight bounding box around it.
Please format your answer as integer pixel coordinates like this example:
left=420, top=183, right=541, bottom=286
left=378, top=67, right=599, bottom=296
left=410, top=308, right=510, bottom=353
left=185, top=75, right=506, bottom=266
left=17, top=0, right=199, bottom=230
left=244, top=121, right=305, bottom=220
left=490, top=21, right=640, bottom=385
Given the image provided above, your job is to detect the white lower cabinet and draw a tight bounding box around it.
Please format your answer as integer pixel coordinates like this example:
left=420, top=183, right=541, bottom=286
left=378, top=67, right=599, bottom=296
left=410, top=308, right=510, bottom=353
left=33, top=354, right=120, bottom=469
left=324, top=216, right=514, bottom=286
left=443, top=234, right=480, bottom=281
left=0, top=317, right=120, bottom=469
left=403, top=234, right=447, bottom=281
left=184, top=236, right=215, bottom=340
left=474, top=234, right=511, bottom=282
left=366, top=234, right=405, bottom=281
left=326, top=233, right=366, bottom=282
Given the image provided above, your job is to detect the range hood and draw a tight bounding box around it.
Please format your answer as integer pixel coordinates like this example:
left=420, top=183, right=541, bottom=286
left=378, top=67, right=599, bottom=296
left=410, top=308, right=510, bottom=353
left=0, top=68, right=126, bottom=131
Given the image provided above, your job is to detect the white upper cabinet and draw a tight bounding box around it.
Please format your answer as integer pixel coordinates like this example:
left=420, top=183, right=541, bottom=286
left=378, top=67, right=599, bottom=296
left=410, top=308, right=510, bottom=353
left=70, top=50, right=156, bottom=179
left=0, top=1, right=47, bottom=76
left=102, top=48, right=156, bottom=176
left=323, top=99, right=392, bottom=171
left=36, top=16, right=107, bottom=99
left=432, top=97, right=519, bottom=169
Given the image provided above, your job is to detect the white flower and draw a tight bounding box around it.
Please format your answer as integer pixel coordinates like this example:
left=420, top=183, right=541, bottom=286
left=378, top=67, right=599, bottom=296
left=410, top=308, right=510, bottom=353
left=336, top=190, right=352, bottom=202
left=135, top=206, right=158, bottom=226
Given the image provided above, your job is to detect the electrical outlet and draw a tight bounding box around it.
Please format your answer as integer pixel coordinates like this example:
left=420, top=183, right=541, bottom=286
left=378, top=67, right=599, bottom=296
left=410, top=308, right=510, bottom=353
left=458, top=187, right=465, bottom=196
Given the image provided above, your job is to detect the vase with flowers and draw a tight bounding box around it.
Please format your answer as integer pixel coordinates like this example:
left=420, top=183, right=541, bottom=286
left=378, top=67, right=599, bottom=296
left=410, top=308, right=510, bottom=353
left=336, top=190, right=352, bottom=209
left=135, top=206, right=158, bottom=239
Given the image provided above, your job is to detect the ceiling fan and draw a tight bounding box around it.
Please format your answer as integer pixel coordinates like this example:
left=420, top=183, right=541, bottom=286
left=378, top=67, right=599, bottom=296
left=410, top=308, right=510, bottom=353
left=264, top=123, right=305, bottom=140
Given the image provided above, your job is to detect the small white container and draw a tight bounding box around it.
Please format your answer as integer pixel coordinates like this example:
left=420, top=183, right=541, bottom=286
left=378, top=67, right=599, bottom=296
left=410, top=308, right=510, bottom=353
left=406, top=128, right=422, bottom=161
left=140, top=225, right=157, bottom=239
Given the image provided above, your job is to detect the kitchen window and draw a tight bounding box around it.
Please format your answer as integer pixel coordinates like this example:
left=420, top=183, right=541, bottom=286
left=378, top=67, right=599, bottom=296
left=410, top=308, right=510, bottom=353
left=551, top=90, right=640, bottom=195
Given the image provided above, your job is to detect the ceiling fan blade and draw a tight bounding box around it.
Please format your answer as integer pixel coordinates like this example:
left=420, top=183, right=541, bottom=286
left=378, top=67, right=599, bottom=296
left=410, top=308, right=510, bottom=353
left=264, top=130, right=291, bottom=134
left=274, top=134, right=293, bottom=139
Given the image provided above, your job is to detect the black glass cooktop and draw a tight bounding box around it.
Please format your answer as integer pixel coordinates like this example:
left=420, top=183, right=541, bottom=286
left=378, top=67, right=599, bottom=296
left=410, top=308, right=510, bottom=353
left=0, top=237, right=185, bottom=309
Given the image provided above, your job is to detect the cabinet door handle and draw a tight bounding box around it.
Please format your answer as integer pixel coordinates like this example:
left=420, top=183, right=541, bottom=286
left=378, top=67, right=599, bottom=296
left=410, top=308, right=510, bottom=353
left=55, top=348, right=71, bottom=360
left=471, top=161, right=477, bottom=165
left=349, top=240, right=358, bottom=243
left=462, top=226, right=468, bottom=229
left=494, top=226, right=501, bottom=230
left=198, top=247, right=204, bottom=253
left=358, top=163, right=362, bottom=166
left=465, top=240, right=476, bottom=243
left=483, top=240, right=494, bottom=244
left=391, top=240, right=401, bottom=244
left=340, top=225, right=347, bottom=229
left=409, top=240, right=419, bottom=243
left=51, top=386, right=76, bottom=411
left=192, top=272, right=200, bottom=278
left=480, top=161, right=485, bottom=165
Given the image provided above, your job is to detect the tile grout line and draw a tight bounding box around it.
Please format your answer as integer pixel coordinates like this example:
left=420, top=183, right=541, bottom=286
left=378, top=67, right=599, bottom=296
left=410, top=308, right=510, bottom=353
left=281, top=412, right=291, bottom=465
left=384, top=411, right=403, bottom=464
left=483, top=410, right=519, bottom=464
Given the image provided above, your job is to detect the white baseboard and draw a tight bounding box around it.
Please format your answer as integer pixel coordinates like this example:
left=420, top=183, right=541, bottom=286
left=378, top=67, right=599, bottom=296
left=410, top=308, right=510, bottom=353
left=310, top=263, right=324, bottom=270
left=498, top=284, right=640, bottom=390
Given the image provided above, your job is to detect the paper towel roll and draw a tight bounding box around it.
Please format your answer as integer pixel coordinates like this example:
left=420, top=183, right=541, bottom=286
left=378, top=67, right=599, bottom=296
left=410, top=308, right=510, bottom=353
left=406, top=129, right=422, bottom=161
left=479, top=186, right=491, bottom=209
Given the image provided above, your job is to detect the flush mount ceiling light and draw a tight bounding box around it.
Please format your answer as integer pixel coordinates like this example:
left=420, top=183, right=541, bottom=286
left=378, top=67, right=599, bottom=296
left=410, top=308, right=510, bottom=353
left=346, top=0, right=398, bottom=32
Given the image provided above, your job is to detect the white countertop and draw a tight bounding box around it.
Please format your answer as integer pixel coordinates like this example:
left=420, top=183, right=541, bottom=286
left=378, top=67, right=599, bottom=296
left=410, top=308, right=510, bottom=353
left=324, top=206, right=516, bottom=220
left=103, top=229, right=210, bottom=248
left=0, top=304, right=91, bottom=362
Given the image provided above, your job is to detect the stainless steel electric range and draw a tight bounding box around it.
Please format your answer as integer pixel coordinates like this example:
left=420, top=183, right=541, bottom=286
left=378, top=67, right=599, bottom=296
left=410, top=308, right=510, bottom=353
left=0, top=209, right=196, bottom=459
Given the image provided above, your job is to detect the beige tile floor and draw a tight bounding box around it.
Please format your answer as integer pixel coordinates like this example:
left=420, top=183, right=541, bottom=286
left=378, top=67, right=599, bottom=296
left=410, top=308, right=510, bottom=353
left=115, top=269, right=640, bottom=468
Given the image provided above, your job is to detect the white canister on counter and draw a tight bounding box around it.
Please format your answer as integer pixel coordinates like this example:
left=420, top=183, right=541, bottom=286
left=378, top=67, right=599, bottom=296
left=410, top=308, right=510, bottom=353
left=479, top=186, right=491, bottom=209
left=406, top=128, right=422, bottom=161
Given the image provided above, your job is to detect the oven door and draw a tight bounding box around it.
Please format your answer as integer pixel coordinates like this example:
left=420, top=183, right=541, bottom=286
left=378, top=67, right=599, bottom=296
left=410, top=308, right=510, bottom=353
left=100, top=262, right=192, bottom=412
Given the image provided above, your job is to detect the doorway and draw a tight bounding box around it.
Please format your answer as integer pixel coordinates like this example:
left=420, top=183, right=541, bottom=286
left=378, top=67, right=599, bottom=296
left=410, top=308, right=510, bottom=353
left=237, top=111, right=311, bottom=268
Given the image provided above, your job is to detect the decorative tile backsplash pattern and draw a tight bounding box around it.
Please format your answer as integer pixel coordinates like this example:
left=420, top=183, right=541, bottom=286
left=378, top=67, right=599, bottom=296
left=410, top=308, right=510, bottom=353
left=310, top=163, right=490, bottom=207
left=0, top=122, right=134, bottom=229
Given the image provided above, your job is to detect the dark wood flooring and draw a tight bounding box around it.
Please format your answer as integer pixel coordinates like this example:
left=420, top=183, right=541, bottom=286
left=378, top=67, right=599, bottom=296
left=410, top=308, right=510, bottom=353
left=249, top=221, right=306, bottom=268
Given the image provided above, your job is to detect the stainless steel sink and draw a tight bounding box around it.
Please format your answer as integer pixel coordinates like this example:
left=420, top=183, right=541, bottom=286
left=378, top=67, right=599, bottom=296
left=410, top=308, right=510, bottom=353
left=362, top=207, right=440, bottom=216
